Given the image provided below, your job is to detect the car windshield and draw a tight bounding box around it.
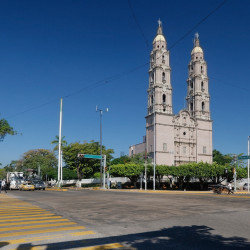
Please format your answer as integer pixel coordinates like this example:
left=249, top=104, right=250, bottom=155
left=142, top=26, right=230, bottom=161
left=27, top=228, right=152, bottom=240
left=35, top=181, right=44, bottom=184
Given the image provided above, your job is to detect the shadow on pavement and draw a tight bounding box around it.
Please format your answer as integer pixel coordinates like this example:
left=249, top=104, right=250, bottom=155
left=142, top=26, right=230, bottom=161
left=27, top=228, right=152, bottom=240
left=14, top=225, right=250, bottom=250
left=0, top=242, right=9, bottom=248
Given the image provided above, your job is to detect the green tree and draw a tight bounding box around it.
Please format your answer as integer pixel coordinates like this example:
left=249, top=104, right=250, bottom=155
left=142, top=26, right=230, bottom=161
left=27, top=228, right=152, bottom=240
left=0, top=118, right=16, bottom=141
left=18, top=149, right=57, bottom=180
left=131, top=152, right=151, bottom=164
left=62, top=141, right=114, bottom=180
left=110, top=155, right=131, bottom=165
left=213, top=149, right=234, bottom=165
left=110, top=163, right=144, bottom=187
left=62, top=167, right=78, bottom=180
left=4, top=160, right=20, bottom=172
left=111, top=153, right=151, bottom=166
left=0, top=168, right=6, bottom=179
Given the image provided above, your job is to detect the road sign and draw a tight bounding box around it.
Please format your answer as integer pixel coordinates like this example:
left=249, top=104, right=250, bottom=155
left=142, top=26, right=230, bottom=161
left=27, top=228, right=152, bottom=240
left=238, top=155, right=250, bottom=160
left=78, top=154, right=102, bottom=159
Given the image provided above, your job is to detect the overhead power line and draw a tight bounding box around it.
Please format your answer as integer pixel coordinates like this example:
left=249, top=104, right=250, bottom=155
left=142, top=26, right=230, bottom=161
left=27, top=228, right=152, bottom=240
left=168, top=0, right=228, bottom=50
left=7, top=0, right=229, bottom=119
left=128, top=0, right=150, bottom=49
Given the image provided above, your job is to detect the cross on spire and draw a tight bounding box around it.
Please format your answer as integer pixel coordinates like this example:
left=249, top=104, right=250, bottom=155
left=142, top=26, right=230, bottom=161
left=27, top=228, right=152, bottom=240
left=194, top=32, right=200, bottom=47
left=157, top=19, right=163, bottom=35
left=158, top=19, right=162, bottom=27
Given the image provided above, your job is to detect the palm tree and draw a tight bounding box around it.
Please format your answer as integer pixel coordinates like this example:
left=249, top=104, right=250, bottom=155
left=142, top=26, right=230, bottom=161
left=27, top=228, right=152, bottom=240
left=51, top=136, right=67, bottom=151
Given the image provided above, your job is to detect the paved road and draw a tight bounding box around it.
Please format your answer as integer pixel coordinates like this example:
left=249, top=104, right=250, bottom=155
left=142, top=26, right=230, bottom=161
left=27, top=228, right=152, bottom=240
left=1, top=189, right=250, bottom=249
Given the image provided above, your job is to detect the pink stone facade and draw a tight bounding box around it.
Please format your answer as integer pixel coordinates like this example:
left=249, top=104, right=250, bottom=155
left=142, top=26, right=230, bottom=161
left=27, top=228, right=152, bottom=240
left=129, top=23, right=212, bottom=165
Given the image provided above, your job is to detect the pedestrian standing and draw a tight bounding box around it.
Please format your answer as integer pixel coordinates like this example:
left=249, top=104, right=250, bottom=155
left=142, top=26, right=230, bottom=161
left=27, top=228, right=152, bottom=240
left=1, top=179, right=7, bottom=193
left=0, top=180, right=2, bottom=193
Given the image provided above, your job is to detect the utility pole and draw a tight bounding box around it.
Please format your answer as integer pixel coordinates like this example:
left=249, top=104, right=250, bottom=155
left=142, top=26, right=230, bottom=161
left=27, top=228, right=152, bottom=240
left=103, top=155, right=106, bottom=189
left=58, top=98, right=63, bottom=186
left=144, top=151, right=148, bottom=190
left=96, top=106, right=108, bottom=188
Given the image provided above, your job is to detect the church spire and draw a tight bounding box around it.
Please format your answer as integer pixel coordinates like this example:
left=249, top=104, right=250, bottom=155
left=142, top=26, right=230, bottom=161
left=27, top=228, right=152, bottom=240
left=157, top=19, right=163, bottom=35
left=194, top=32, right=200, bottom=47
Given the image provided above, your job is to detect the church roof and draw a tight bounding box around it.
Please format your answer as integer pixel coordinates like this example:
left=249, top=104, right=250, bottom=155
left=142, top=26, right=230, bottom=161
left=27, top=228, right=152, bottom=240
left=153, top=34, right=166, bottom=43
left=153, top=19, right=166, bottom=43
left=191, top=46, right=203, bottom=54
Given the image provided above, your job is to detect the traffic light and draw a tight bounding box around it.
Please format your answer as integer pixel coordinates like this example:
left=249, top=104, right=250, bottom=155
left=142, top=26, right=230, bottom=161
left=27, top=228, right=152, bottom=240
left=78, top=154, right=85, bottom=159
left=104, top=166, right=108, bottom=172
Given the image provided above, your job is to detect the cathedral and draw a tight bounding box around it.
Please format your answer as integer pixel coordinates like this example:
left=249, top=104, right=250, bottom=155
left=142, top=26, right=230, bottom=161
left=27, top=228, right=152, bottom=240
left=129, top=21, right=213, bottom=165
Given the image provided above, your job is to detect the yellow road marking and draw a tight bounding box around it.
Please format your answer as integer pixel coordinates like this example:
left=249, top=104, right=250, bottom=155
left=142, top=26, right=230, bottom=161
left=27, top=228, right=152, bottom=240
left=0, top=216, right=62, bottom=222
left=10, top=247, right=46, bottom=250
left=0, top=207, right=44, bottom=211
left=0, top=211, right=49, bottom=216
left=0, top=222, right=76, bottom=232
left=1, top=234, right=66, bottom=245
left=6, top=243, right=124, bottom=250
left=0, top=226, right=85, bottom=237
left=0, top=218, right=69, bottom=226
left=79, top=243, right=124, bottom=250
left=0, top=213, right=54, bottom=219
left=0, top=210, right=46, bottom=214
left=71, top=231, right=95, bottom=236
left=0, top=231, right=95, bottom=245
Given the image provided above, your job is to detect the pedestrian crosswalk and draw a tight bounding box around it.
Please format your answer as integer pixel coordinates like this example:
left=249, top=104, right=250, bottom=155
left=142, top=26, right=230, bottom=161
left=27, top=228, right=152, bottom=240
left=0, top=193, right=124, bottom=250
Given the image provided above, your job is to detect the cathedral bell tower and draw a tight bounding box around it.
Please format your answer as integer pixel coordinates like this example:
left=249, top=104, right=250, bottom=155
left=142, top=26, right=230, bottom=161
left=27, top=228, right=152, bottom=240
left=186, top=33, right=210, bottom=120
left=147, top=20, right=173, bottom=115
left=146, top=20, right=175, bottom=165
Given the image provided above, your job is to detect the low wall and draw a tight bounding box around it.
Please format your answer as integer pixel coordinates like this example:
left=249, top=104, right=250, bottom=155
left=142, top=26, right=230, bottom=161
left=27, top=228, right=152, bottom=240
left=56, top=177, right=129, bottom=186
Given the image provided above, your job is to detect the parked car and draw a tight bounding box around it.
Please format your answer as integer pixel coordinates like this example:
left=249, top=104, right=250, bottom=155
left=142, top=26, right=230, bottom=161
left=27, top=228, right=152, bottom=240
left=243, top=183, right=249, bottom=190
left=32, top=180, right=46, bottom=190
left=19, top=182, right=35, bottom=191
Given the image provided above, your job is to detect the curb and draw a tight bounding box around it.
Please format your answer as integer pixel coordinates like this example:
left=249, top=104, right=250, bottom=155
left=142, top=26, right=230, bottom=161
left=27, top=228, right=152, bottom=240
left=96, top=189, right=213, bottom=194
left=95, top=189, right=250, bottom=195
left=45, top=188, right=68, bottom=192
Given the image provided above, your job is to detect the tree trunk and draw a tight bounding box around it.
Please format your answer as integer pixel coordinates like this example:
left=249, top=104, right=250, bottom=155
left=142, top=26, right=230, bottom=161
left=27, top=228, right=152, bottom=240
left=199, top=178, right=204, bottom=190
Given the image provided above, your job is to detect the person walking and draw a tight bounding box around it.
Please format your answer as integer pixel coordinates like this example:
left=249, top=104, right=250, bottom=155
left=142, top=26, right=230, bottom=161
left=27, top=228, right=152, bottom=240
left=1, top=179, right=7, bottom=193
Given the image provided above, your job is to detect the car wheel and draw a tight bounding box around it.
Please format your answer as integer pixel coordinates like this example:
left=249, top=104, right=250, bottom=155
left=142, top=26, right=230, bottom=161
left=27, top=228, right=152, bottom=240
left=43, top=188, right=45, bottom=190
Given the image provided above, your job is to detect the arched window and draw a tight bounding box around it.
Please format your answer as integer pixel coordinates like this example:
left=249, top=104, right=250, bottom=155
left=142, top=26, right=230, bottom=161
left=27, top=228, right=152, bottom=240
left=190, top=81, right=193, bottom=89
left=162, top=94, right=166, bottom=104
left=201, top=81, right=204, bottom=90
left=151, top=72, right=154, bottom=83
left=201, top=66, right=203, bottom=73
left=202, top=102, right=205, bottom=112
left=151, top=95, right=154, bottom=104
left=162, top=72, right=165, bottom=81
left=190, top=102, right=193, bottom=111
left=162, top=55, right=165, bottom=63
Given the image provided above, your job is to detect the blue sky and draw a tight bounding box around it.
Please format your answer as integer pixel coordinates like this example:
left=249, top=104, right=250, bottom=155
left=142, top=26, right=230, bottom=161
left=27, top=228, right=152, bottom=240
left=1, top=0, right=250, bottom=166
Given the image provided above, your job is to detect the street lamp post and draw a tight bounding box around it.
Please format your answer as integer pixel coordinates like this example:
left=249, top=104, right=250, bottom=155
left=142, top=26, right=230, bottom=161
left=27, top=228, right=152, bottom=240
left=96, top=106, right=108, bottom=188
